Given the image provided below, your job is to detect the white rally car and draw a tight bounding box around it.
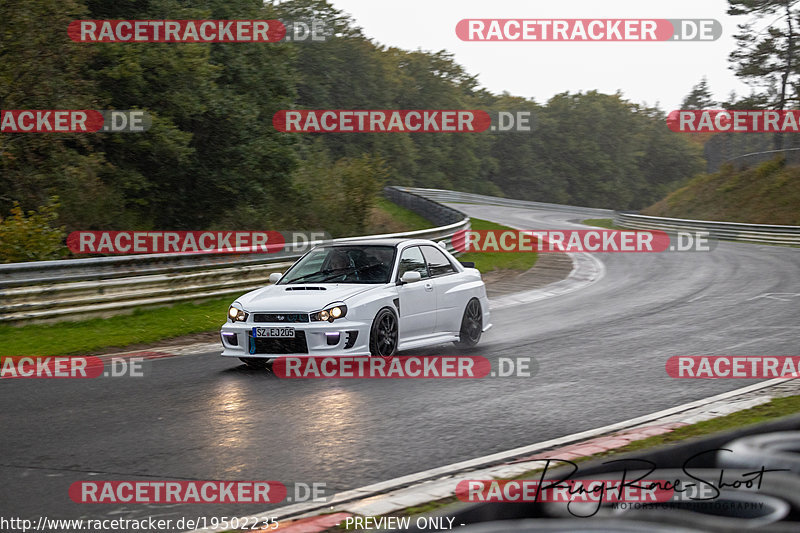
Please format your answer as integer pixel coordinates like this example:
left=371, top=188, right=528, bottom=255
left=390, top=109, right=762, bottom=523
left=220, top=238, right=491, bottom=367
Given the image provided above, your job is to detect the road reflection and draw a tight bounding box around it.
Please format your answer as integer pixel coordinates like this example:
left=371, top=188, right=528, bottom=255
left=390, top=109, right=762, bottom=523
left=207, top=370, right=370, bottom=483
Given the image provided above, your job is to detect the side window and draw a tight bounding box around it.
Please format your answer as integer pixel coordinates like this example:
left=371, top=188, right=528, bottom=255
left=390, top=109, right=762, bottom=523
left=397, top=246, right=429, bottom=279
left=421, top=246, right=456, bottom=277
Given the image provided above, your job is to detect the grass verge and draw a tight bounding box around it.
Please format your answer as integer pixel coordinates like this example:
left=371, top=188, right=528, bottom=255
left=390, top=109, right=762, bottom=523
left=369, top=197, right=432, bottom=232
left=0, top=294, right=240, bottom=357
left=642, top=158, right=800, bottom=225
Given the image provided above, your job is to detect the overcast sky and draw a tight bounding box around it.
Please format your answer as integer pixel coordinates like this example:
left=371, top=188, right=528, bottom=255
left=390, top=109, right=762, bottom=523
left=327, top=0, right=758, bottom=110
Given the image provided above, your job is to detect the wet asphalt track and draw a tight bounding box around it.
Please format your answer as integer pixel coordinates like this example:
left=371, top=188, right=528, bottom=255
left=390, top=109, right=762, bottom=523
left=2, top=202, right=799, bottom=528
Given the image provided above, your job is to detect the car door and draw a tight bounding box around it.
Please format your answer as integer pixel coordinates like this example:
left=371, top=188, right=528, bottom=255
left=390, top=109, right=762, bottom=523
left=395, top=245, right=436, bottom=339
left=420, top=245, right=462, bottom=334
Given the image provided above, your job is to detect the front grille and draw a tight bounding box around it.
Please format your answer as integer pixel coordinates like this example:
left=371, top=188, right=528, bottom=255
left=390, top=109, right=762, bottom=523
left=253, top=313, right=309, bottom=323
left=250, top=331, right=308, bottom=354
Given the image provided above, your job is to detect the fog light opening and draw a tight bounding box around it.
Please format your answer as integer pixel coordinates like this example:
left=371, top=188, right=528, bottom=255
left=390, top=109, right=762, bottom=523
left=326, top=332, right=341, bottom=346
left=221, top=332, right=238, bottom=346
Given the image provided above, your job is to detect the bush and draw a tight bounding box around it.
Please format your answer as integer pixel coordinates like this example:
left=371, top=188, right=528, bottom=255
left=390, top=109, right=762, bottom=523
left=291, top=152, right=388, bottom=237
left=0, top=198, right=67, bottom=263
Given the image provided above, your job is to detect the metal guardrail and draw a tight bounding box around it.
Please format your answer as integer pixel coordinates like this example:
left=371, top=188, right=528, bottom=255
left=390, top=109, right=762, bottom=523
left=706, top=145, right=800, bottom=173
left=405, top=185, right=800, bottom=246
left=399, top=186, right=615, bottom=217
left=726, top=147, right=800, bottom=167
left=614, top=212, right=800, bottom=245
left=0, top=187, right=469, bottom=323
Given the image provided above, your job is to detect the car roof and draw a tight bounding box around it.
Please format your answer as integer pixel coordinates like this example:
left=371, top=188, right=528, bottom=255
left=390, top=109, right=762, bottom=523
left=325, top=238, right=439, bottom=248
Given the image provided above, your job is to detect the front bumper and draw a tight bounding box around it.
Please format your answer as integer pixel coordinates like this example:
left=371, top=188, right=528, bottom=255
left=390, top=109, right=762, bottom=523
left=220, top=319, right=372, bottom=358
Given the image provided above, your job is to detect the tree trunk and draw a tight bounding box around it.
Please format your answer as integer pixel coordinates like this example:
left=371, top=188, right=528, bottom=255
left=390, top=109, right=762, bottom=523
left=775, top=0, right=794, bottom=150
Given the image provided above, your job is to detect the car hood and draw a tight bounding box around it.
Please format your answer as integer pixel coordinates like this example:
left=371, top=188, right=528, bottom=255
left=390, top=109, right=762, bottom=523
left=235, top=284, right=381, bottom=312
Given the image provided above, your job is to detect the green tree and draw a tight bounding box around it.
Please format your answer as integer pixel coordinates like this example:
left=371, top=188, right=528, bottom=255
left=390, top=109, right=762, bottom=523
left=728, top=0, right=800, bottom=148
left=0, top=198, right=67, bottom=263
left=290, top=150, right=387, bottom=236
left=682, top=77, right=717, bottom=109
left=82, top=0, right=299, bottom=229
left=0, top=0, right=114, bottom=228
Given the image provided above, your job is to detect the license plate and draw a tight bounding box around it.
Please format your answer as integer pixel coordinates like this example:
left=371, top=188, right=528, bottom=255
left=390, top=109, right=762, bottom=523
left=252, top=327, right=295, bottom=338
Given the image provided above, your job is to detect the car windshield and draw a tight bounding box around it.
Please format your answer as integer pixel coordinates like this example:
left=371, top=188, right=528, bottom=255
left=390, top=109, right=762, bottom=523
left=278, top=245, right=396, bottom=284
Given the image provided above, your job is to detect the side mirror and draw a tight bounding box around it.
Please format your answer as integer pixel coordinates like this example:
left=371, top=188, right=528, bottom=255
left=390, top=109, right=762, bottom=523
left=400, top=271, right=422, bottom=284
left=268, top=272, right=282, bottom=284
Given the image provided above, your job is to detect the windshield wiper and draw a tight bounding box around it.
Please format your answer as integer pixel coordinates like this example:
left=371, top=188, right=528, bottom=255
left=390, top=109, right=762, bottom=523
left=316, top=267, right=360, bottom=283
left=282, top=267, right=349, bottom=284
left=284, top=263, right=387, bottom=284
left=317, top=264, right=385, bottom=283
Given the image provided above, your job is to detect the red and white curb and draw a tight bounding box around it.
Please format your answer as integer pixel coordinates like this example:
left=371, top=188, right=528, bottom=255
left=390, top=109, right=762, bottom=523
left=186, top=377, right=797, bottom=532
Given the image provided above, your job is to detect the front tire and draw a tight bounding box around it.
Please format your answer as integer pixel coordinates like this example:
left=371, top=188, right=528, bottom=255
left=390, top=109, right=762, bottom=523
left=239, top=357, right=273, bottom=369
left=369, top=307, right=398, bottom=357
left=454, top=298, right=482, bottom=348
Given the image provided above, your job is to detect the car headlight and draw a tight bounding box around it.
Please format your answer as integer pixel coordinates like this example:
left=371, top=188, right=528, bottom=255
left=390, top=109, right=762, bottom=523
left=311, top=304, right=347, bottom=322
left=228, top=304, right=248, bottom=322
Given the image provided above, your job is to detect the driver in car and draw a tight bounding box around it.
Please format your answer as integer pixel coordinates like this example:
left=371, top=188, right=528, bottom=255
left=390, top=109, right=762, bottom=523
left=326, top=250, right=352, bottom=281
